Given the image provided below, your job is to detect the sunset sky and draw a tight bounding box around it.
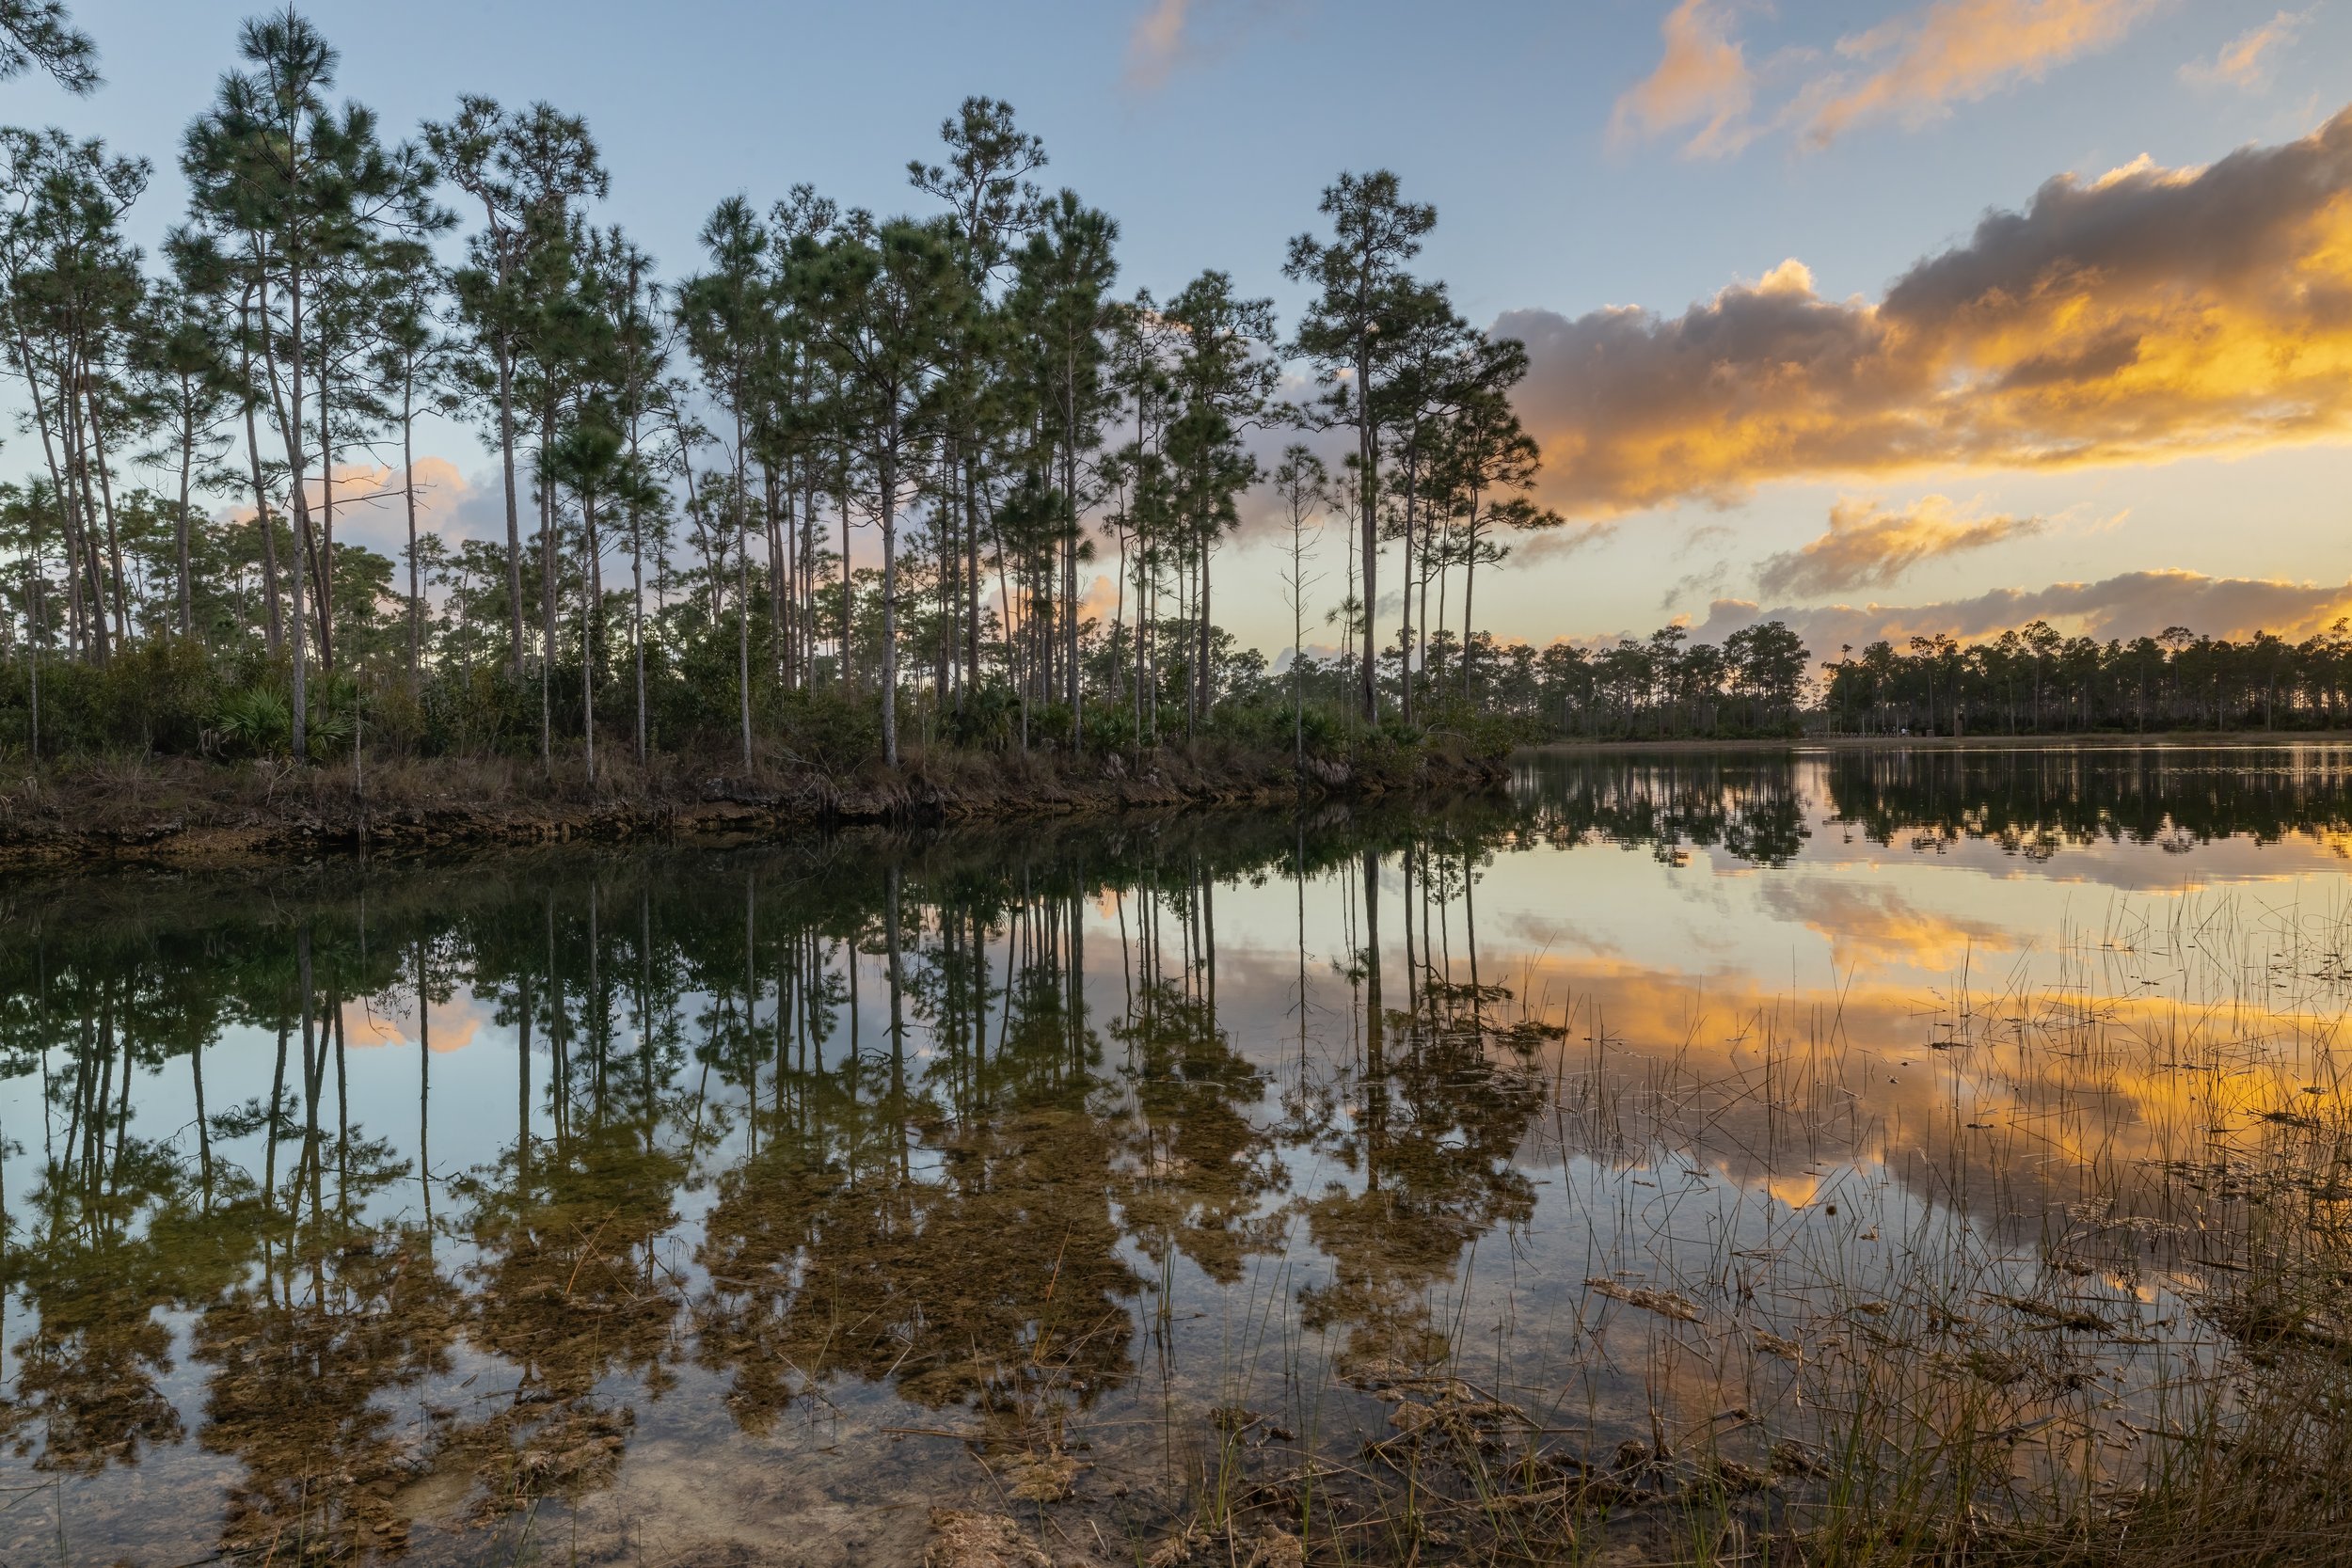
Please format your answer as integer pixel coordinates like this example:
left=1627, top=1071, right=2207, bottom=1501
left=19, top=0, right=2352, bottom=663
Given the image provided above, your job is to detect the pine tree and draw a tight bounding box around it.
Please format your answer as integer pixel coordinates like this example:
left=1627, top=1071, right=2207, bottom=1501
left=1284, top=170, right=1438, bottom=724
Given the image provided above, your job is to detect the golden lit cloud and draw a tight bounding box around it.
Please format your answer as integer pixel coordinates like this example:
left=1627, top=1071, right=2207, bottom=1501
left=1608, top=0, right=1756, bottom=157
left=2180, top=8, right=2311, bottom=91
left=337, top=994, right=487, bottom=1054
left=1756, top=878, right=2017, bottom=969
left=1797, top=0, right=2159, bottom=147
left=1612, top=0, right=2156, bottom=157
left=1756, top=496, right=2042, bottom=597
left=1503, top=106, right=2352, bottom=516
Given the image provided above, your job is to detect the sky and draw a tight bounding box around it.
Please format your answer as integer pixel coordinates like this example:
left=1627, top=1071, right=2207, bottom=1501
left=12, top=0, right=2352, bottom=663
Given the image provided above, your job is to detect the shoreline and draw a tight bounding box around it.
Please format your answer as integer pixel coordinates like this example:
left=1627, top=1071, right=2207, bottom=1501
left=9, top=730, right=2344, bottom=872
left=1521, top=729, right=2352, bottom=754
left=0, top=744, right=1510, bottom=873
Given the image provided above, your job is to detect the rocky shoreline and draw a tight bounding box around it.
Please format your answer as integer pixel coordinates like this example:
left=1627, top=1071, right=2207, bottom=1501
left=0, top=745, right=1512, bottom=870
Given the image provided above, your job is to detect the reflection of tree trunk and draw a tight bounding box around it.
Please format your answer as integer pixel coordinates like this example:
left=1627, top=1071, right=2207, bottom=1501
left=516, top=979, right=532, bottom=1181
left=1362, top=847, right=1382, bottom=1074
left=87, top=1001, right=113, bottom=1186
left=297, top=928, right=322, bottom=1224
left=265, top=1020, right=288, bottom=1212
left=847, top=931, right=862, bottom=1083
left=776, top=919, right=793, bottom=1119
left=886, top=863, right=909, bottom=1182
left=744, top=871, right=757, bottom=1158
left=1201, top=867, right=1216, bottom=1021
left=640, top=888, right=656, bottom=1147
left=997, top=908, right=1016, bottom=1059
left=110, top=1016, right=133, bottom=1196
left=1423, top=844, right=1440, bottom=989
left=334, top=1000, right=350, bottom=1220
left=1463, top=848, right=1482, bottom=1035
left=1360, top=846, right=1388, bottom=1187
left=192, top=1037, right=212, bottom=1209
left=1295, top=822, right=1310, bottom=1071
left=590, top=880, right=606, bottom=1117
left=548, top=897, right=568, bottom=1150
left=1402, top=845, right=1418, bottom=1014
left=417, top=939, right=432, bottom=1227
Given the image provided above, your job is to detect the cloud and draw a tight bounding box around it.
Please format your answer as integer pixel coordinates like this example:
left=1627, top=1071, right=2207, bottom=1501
left=1756, top=495, right=2042, bottom=597
left=1609, top=0, right=1756, bottom=157
left=1690, top=568, right=2352, bottom=654
left=1757, top=879, right=2016, bottom=969
left=1797, top=0, right=2159, bottom=147
left=214, top=456, right=513, bottom=568
left=1125, top=0, right=1291, bottom=89
left=1126, top=0, right=1192, bottom=87
left=1613, top=0, right=2159, bottom=157
left=2180, top=8, right=2311, bottom=91
left=1502, top=105, right=2352, bottom=516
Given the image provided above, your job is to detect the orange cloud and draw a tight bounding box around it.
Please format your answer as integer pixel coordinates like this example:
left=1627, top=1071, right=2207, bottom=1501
left=2180, top=8, right=2310, bottom=91
left=1798, top=0, right=2158, bottom=147
left=213, top=456, right=497, bottom=561
left=1608, top=0, right=1755, bottom=158
left=1124, top=0, right=1286, bottom=89
left=336, top=993, right=488, bottom=1055
left=1126, top=0, right=1190, bottom=87
left=1503, top=106, right=2352, bottom=516
left=1756, top=878, right=2017, bottom=969
left=1756, top=496, right=2042, bottom=597
left=1611, top=0, right=2156, bottom=157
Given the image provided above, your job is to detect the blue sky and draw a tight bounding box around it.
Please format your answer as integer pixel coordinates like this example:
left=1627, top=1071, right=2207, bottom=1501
left=13, top=0, right=2352, bottom=657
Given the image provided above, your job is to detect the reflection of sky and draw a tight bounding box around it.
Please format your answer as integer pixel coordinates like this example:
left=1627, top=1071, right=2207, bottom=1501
left=7, top=764, right=2344, bottom=1235
left=3, top=764, right=2345, bottom=1563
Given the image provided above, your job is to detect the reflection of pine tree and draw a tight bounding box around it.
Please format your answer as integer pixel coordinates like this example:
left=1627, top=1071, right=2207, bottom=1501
left=444, top=1100, right=688, bottom=1516
left=1301, top=954, right=1550, bottom=1377
left=2, top=1142, right=202, bottom=1473
left=1519, top=752, right=1811, bottom=866
left=1111, top=977, right=1285, bottom=1285
left=0, top=810, right=1586, bottom=1547
left=1822, top=745, right=2352, bottom=852
left=193, top=1221, right=460, bottom=1558
left=692, top=881, right=1137, bottom=1440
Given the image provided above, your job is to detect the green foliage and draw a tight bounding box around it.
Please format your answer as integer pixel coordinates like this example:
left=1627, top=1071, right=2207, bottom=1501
left=213, top=684, right=290, bottom=755
left=768, top=687, right=881, bottom=773
left=942, top=681, right=1021, bottom=752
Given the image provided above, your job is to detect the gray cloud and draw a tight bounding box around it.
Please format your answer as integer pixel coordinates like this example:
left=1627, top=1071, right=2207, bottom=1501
left=1755, top=495, right=2042, bottom=598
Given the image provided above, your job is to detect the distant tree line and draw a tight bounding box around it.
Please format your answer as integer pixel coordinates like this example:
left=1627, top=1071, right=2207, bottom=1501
left=1818, top=620, right=2352, bottom=736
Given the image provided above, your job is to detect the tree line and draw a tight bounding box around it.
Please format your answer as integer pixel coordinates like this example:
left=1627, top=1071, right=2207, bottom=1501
left=1456, top=617, right=2352, bottom=742
left=1817, top=620, right=2352, bottom=737
left=0, top=8, right=1580, bottom=775
left=5, top=8, right=2339, bottom=774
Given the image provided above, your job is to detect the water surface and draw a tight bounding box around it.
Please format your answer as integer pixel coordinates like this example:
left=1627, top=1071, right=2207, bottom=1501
left=4, top=745, right=2348, bottom=1564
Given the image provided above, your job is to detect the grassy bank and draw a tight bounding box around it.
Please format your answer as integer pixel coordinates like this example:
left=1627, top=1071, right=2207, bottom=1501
left=899, top=891, right=2352, bottom=1568
left=0, top=732, right=1510, bottom=868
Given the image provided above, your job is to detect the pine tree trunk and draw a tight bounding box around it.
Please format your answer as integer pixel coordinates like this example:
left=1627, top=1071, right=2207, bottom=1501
left=881, top=445, right=899, bottom=768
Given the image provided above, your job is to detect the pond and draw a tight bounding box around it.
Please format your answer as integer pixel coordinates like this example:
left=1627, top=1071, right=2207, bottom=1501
left=3, top=745, right=2349, bottom=1565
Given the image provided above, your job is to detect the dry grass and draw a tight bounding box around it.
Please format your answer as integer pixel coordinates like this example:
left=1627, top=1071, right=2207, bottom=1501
left=1086, top=895, right=2352, bottom=1567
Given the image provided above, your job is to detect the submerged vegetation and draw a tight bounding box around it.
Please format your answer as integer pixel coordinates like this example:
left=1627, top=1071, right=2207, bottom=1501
left=1, top=749, right=2348, bottom=1564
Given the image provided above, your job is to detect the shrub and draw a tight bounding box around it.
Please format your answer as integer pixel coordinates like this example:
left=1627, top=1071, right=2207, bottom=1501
left=215, top=686, right=291, bottom=756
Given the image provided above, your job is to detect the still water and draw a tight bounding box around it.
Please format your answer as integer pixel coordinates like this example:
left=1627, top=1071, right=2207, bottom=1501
left=2, top=746, right=2348, bottom=1565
